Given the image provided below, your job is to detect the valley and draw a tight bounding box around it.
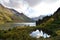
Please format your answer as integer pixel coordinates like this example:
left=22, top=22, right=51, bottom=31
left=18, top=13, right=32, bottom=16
left=0, top=4, right=60, bottom=40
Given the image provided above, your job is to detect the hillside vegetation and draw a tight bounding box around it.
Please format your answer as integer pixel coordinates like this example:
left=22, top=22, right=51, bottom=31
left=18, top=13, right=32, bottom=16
left=36, top=8, right=60, bottom=40
left=0, top=4, right=60, bottom=40
left=36, top=8, right=60, bottom=29
left=0, top=4, right=33, bottom=24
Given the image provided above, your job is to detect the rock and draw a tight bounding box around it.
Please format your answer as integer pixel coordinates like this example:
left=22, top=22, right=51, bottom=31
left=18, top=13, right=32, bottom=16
left=30, top=30, right=41, bottom=38
left=40, top=30, right=44, bottom=36
left=30, top=30, right=51, bottom=38
left=47, top=35, right=50, bottom=38
left=43, top=33, right=47, bottom=38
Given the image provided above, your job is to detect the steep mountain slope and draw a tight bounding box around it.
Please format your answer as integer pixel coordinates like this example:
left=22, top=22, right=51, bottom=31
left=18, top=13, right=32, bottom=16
left=36, top=8, right=60, bottom=25
left=52, top=8, right=60, bottom=20
left=36, top=8, right=60, bottom=37
left=10, top=9, right=34, bottom=22
left=37, top=8, right=60, bottom=29
left=0, top=4, right=34, bottom=24
left=0, top=4, right=13, bottom=24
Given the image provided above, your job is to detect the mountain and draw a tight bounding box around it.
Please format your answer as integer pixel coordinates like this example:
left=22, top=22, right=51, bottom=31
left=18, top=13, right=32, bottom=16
left=52, top=8, right=60, bottom=20
left=36, top=8, right=60, bottom=37
left=36, top=8, right=60, bottom=28
left=0, top=4, right=34, bottom=24
left=32, top=15, right=46, bottom=21
left=10, top=9, right=34, bottom=22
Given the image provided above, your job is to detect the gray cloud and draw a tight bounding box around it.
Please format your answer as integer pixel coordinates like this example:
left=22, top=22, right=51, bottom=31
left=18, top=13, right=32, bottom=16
left=1, top=0, right=58, bottom=8
left=0, top=0, right=60, bottom=18
left=24, top=0, right=41, bottom=6
left=0, top=0, right=29, bottom=13
left=25, top=0, right=58, bottom=6
left=42, top=0, right=58, bottom=3
left=1, top=0, right=24, bottom=8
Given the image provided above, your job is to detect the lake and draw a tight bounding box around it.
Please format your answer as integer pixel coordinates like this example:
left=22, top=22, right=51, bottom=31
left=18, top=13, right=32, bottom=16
left=0, top=22, right=36, bottom=30
left=10, top=22, right=36, bottom=27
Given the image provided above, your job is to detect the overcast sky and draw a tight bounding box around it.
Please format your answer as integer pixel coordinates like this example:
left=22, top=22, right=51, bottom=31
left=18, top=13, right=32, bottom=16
left=0, top=0, right=60, bottom=18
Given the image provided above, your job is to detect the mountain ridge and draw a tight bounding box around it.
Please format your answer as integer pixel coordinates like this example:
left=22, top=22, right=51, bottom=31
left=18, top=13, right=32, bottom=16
left=0, top=4, right=34, bottom=24
left=36, top=7, right=60, bottom=27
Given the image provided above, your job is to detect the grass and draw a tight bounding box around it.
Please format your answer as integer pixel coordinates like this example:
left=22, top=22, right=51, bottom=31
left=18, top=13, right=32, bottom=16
left=0, top=25, right=60, bottom=40
left=0, top=4, right=60, bottom=40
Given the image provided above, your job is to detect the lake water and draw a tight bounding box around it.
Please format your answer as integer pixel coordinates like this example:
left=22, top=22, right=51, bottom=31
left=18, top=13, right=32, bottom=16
left=11, top=22, right=36, bottom=27
left=0, top=22, right=36, bottom=30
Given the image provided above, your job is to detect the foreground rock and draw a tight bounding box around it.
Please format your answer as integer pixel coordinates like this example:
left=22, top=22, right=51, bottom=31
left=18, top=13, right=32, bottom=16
left=30, top=30, right=50, bottom=38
